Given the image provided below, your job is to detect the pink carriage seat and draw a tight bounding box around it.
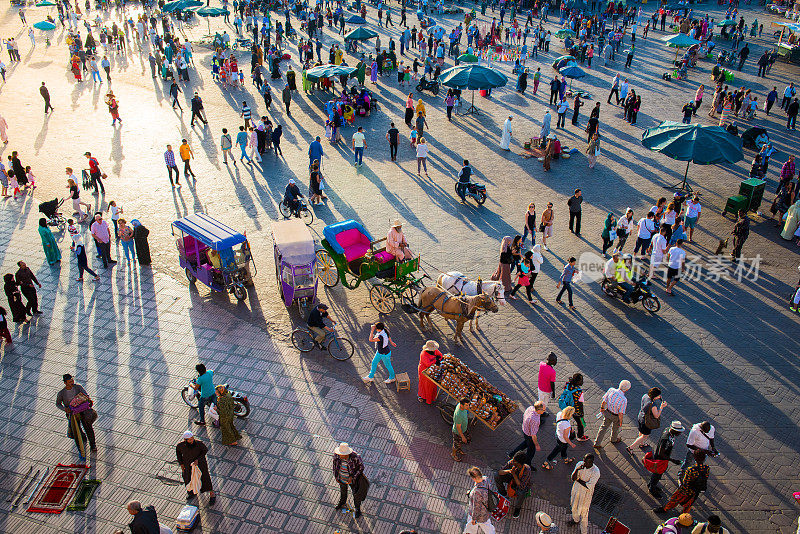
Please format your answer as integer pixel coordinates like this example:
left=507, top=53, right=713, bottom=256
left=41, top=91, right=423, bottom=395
left=336, top=228, right=371, bottom=262
left=373, top=251, right=394, bottom=264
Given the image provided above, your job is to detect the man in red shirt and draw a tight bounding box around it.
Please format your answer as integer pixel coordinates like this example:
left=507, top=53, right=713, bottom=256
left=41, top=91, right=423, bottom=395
left=84, top=151, right=104, bottom=194
left=537, top=352, right=557, bottom=417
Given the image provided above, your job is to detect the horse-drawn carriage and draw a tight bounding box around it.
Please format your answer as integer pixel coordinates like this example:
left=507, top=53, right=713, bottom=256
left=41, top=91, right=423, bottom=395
left=314, top=220, right=426, bottom=313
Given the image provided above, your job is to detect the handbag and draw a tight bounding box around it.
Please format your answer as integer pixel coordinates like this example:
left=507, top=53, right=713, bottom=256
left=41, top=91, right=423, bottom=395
left=642, top=451, right=669, bottom=474
left=609, top=229, right=617, bottom=241
left=539, top=223, right=546, bottom=232
left=518, top=274, right=530, bottom=286
left=643, top=401, right=661, bottom=430
left=70, top=392, right=92, bottom=414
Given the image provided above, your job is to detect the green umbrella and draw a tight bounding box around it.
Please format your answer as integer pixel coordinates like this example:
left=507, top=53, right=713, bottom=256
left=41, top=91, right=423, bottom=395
left=641, top=121, right=743, bottom=191
left=439, top=64, right=508, bottom=115
left=33, top=20, right=56, bottom=30
left=556, top=28, right=576, bottom=39
left=661, top=33, right=701, bottom=48
left=163, top=0, right=203, bottom=11
left=344, top=27, right=379, bottom=41
left=552, top=54, right=576, bottom=67
left=306, top=64, right=357, bottom=82
left=715, top=19, right=737, bottom=27
left=35, top=1, right=57, bottom=6
left=457, top=53, right=479, bottom=63
left=196, top=6, right=229, bottom=35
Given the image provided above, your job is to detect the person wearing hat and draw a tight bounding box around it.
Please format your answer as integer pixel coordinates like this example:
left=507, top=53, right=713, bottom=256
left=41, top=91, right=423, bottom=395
left=332, top=442, right=368, bottom=518
left=283, top=178, right=304, bottom=218
left=691, top=514, right=729, bottom=534
left=568, top=453, right=600, bottom=533
left=594, top=380, right=630, bottom=449
left=656, top=513, right=694, bottom=533
left=535, top=511, right=558, bottom=533
left=387, top=220, right=413, bottom=262
left=176, top=430, right=215, bottom=505
left=306, top=302, right=335, bottom=346
left=417, top=340, right=442, bottom=404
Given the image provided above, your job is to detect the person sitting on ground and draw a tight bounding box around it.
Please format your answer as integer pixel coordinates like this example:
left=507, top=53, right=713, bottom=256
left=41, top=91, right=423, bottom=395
left=387, top=220, right=413, bottom=261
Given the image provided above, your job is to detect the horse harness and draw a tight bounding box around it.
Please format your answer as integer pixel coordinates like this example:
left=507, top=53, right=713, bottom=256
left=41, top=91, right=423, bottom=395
left=427, top=290, right=477, bottom=319
left=444, top=274, right=483, bottom=296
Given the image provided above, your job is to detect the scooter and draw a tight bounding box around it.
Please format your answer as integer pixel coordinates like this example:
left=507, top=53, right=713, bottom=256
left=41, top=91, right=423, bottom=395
left=181, top=380, right=251, bottom=418
left=454, top=181, right=487, bottom=205
left=416, top=77, right=440, bottom=95
left=600, top=277, right=661, bottom=313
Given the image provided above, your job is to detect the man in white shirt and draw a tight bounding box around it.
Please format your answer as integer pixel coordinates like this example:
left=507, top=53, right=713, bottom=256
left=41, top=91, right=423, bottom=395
left=90, top=213, right=116, bottom=268
left=665, top=239, right=686, bottom=295
left=567, top=454, right=600, bottom=534
left=648, top=224, right=669, bottom=280
left=633, top=212, right=656, bottom=257
left=681, top=420, right=717, bottom=476
left=352, top=126, right=367, bottom=167
left=684, top=194, right=701, bottom=242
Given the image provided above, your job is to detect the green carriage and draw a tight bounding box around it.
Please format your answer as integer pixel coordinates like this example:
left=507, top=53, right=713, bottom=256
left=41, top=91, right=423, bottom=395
left=314, top=220, right=426, bottom=313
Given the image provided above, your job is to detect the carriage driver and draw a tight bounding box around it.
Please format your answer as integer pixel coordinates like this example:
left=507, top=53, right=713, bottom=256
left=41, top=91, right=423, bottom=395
left=307, top=303, right=336, bottom=346
left=387, top=220, right=413, bottom=262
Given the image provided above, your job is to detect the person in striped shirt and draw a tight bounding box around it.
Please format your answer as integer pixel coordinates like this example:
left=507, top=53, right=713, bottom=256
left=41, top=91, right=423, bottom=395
left=593, top=380, right=630, bottom=449
left=508, top=401, right=545, bottom=468
left=240, top=101, right=252, bottom=129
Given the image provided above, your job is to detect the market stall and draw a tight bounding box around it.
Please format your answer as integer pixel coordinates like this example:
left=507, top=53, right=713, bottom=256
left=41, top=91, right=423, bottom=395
left=423, top=354, right=517, bottom=430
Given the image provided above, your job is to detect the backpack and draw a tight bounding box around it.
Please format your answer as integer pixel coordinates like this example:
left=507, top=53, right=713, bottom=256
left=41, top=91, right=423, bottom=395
left=558, top=385, right=577, bottom=410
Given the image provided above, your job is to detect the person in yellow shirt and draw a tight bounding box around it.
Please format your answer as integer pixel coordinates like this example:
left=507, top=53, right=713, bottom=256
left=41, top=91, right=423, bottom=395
left=179, top=138, right=196, bottom=179
left=615, top=254, right=635, bottom=303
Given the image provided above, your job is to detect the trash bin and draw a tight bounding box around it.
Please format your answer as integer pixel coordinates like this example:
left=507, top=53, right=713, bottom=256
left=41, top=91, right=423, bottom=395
left=739, top=177, right=766, bottom=213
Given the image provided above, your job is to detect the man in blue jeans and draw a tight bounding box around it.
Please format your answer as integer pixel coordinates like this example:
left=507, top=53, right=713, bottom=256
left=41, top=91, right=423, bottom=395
left=363, top=322, right=396, bottom=384
left=352, top=126, right=366, bottom=166
left=192, top=364, right=215, bottom=426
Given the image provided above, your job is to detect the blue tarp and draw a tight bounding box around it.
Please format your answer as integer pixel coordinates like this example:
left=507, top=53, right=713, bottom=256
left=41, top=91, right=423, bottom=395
left=172, top=213, right=247, bottom=251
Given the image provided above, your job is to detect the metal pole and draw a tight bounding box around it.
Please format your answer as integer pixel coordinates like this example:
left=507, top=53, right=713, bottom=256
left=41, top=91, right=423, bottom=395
left=682, top=160, right=690, bottom=190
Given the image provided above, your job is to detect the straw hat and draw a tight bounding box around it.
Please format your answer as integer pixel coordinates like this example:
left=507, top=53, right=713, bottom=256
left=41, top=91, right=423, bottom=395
left=424, top=340, right=439, bottom=351
left=334, top=442, right=352, bottom=455
left=678, top=513, right=693, bottom=527
left=535, top=512, right=552, bottom=528
left=670, top=421, right=685, bottom=432
left=392, top=219, right=403, bottom=228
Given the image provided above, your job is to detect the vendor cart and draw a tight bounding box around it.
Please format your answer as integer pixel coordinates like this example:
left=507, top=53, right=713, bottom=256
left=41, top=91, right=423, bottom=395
left=423, top=354, right=517, bottom=430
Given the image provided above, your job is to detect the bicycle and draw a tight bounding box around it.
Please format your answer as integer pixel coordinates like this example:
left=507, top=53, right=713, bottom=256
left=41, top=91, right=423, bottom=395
left=279, top=197, right=314, bottom=226
left=291, top=324, right=354, bottom=361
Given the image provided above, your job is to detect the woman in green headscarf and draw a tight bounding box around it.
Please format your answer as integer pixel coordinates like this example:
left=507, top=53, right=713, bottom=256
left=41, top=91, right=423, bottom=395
left=215, top=385, right=242, bottom=446
left=601, top=213, right=617, bottom=257
left=356, top=59, right=366, bottom=86
left=38, top=218, right=61, bottom=265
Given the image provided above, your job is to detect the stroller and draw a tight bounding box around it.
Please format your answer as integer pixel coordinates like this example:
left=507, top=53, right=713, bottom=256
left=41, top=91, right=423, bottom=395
left=39, top=198, right=67, bottom=231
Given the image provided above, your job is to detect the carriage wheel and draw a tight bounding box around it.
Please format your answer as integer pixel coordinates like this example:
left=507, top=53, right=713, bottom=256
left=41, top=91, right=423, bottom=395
left=315, top=250, right=339, bottom=287
left=401, top=284, right=420, bottom=309
left=370, top=284, right=396, bottom=314
left=185, top=268, right=196, bottom=283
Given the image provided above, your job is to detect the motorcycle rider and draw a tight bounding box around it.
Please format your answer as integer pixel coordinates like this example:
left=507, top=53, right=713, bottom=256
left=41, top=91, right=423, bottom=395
left=456, top=159, right=472, bottom=202
left=283, top=178, right=304, bottom=218
left=605, top=250, right=635, bottom=303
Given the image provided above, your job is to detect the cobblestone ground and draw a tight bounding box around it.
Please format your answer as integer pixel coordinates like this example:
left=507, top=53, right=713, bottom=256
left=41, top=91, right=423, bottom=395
left=0, top=0, right=799, bottom=533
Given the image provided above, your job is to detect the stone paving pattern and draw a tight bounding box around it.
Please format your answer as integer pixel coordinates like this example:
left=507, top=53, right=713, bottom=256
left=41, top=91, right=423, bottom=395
left=0, top=0, right=798, bottom=532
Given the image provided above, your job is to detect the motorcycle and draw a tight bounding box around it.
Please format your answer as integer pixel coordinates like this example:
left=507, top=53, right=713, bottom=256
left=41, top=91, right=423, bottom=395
left=600, top=277, right=661, bottom=313
left=416, top=77, right=440, bottom=95
left=181, top=380, right=251, bottom=418
left=454, top=181, right=487, bottom=205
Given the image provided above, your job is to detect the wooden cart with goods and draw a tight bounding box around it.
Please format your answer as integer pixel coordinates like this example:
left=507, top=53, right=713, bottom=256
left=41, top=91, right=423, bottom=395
left=422, top=354, right=517, bottom=430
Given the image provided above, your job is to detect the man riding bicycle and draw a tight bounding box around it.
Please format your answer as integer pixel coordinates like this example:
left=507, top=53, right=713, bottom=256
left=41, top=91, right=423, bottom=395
left=456, top=159, right=472, bottom=202
left=284, top=178, right=304, bottom=218
left=307, top=302, right=336, bottom=346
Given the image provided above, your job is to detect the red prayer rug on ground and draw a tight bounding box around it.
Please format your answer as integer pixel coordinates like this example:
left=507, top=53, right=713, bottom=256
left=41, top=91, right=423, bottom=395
left=27, top=464, right=88, bottom=513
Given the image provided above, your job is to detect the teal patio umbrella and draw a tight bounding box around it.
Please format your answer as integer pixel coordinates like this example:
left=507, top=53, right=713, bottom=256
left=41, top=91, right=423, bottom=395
left=306, top=64, right=357, bottom=82
left=35, top=1, right=57, bottom=6
left=344, top=27, right=379, bottom=41
left=641, top=121, right=743, bottom=191
left=196, top=6, right=229, bottom=35
left=346, top=15, right=366, bottom=24
left=33, top=20, right=56, bottom=30
left=715, top=19, right=737, bottom=27
left=163, top=0, right=203, bottom=12
left=439, top=64, right=508, bottom=115
left=559, top=63, right=586, bottom=91
left=552, top=55, right=576, bottom=70
left=662, top=32, right=701, bottom=59
left=556, top=28, right=576, bottom=38
left=457, top=53, right=479, bottom=63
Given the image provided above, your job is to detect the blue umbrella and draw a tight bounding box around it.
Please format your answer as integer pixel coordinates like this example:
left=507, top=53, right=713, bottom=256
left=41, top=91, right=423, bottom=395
left=559, top=64, right=585, bottom=79
left=346, top=14, right=366, bottom=24
left=642, top=121, right=743, bottom=191
left=439, top=65, right=508, bottom=115
left=33, top=20, right=56, bottom=30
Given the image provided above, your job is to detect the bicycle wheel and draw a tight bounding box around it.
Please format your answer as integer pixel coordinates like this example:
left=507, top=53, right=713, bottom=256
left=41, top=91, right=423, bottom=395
left=327, top=336, right=354, bottom=361
left=181, top=387, right=199, bottom=409
left=278, top=200, right=291, bottom=219
left=301, top=206, right=314, bottom=226
left=315, top=250, right=340, bottom=287
left=291, top=328, right=315, bottom=352
left=370, top=284, right=396, bottom=313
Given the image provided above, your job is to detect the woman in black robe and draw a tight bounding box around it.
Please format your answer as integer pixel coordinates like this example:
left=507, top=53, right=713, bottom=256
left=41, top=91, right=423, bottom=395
left=4, top=274, right=28, bottom=324
left=516, top=69, right=528, bottom=94
left=131, top=219, right=151, bottom=266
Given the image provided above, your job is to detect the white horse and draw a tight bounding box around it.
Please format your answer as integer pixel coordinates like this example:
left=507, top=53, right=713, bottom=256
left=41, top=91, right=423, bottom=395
left=435, top=272, right=505, bottom=331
